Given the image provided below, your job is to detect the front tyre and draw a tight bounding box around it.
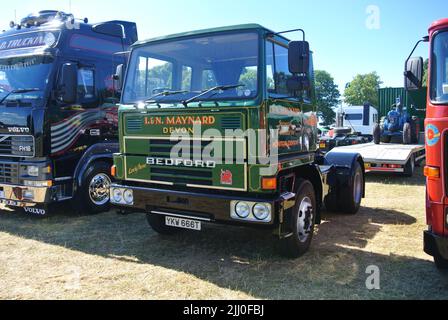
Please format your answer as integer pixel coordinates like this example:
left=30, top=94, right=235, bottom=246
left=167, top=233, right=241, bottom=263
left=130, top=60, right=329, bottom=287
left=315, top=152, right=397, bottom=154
left=279, top=180, right=316, bottom=258
left=373, top=124, right=381, bottom=145
left=77, top=161, right=112, bottom=214
left=434, top=254, right=448, bottom=270
left=403, top=122, right=412, bottom=145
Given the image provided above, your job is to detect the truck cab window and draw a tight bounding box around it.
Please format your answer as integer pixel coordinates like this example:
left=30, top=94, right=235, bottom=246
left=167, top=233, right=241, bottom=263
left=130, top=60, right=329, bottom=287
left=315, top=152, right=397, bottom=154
left=78, top=68, right=95, bottom=100
left=202, top=69, right=218, bottom=89
left=431, top=31, right=448, bottom=103
left=266, top=41, right=293, bottom=96
left=182, top=66, right=192, bottom=91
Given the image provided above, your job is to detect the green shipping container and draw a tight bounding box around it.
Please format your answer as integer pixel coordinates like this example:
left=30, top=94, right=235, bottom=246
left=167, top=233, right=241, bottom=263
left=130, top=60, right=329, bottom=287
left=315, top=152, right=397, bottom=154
left=378, top=87, right=427, bottom=130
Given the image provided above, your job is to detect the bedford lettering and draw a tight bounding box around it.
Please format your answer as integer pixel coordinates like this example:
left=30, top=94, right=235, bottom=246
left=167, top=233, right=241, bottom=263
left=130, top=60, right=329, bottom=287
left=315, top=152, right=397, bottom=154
left=146, top=157, right=216, bottom=168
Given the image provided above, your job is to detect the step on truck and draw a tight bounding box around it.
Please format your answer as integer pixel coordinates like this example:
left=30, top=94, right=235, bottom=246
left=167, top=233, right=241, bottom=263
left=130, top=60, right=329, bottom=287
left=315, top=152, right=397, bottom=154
left=0, top=10, right=137, bottom=215
left=110, top=24, right=365, bottom=257
left=406, top=18, right=448, bottom=269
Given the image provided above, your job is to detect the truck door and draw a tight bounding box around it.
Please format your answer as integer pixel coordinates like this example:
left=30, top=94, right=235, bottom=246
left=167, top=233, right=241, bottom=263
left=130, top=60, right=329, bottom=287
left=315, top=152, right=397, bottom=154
left=51, top=61, right=101, bottom=177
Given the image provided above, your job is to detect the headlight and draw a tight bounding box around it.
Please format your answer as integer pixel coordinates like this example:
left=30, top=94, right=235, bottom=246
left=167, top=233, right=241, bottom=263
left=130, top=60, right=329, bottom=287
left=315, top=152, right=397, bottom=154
left=253, top=203, right=271, bottom=221
left=235, top=202, right=250, bottom=218
left=123, top=189, right=134, bottom=204
left=27, top=166, right=39, bottom=177
left=112, top=188, right=123, bottom=202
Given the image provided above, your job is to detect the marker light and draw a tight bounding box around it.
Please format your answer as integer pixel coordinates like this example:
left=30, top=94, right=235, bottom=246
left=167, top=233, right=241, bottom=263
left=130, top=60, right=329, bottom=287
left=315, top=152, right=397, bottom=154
left=424, top=166, right=440, bottom=179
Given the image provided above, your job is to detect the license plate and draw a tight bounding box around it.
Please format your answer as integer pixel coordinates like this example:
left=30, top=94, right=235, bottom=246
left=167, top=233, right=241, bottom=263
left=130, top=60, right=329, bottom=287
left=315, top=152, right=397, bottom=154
left=319, top=143, right=326, bottom=149
left=165, top=216, right=202, bottom=231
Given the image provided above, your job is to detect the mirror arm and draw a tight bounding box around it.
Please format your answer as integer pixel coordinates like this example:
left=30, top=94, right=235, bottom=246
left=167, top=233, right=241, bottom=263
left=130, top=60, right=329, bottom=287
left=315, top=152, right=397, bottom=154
left=405, top=36, right=429, bottom=64
left=268, top=28, right=306, bottom=41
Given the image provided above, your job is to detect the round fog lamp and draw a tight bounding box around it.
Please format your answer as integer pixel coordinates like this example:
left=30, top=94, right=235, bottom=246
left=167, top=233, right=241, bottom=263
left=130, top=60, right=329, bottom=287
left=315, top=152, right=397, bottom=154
left=113, top=189, right=123, bottom=202
left=235, top=202, right=250, bottom=218
left=253, top=203, right=270, bottom=221
left=123, top=189, right=134, bottom=204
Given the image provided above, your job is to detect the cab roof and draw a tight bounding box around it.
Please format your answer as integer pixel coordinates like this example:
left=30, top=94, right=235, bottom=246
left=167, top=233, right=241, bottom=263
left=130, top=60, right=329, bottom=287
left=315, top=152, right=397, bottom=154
left=133, top=23, right=275, bottom=47
left=429, top=18, right=448, bottom=33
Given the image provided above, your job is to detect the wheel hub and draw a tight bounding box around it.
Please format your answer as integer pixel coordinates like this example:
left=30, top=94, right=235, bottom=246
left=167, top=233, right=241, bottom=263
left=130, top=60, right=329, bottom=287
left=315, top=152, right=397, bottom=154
left=89, top=173, right=111, bottom=206
left=297, top=197, right=314, bottom=243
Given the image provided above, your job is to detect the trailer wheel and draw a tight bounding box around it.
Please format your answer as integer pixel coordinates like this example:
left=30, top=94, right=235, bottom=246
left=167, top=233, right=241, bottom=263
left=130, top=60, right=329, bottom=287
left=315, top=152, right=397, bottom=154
left=410, top=120, right=419, bottom=144
left=77, top=161, right=112, bottom=214
left=373, top=124, right=381, bottom=145
left=403, top=155, right=415, bottom=177
left=403, top=123, right=412, bottom=145
left=278, top=180, right=316, bottom=258
left=434, top=254, right=448, bottom=270
left=146, top=213, right=180, bottom=235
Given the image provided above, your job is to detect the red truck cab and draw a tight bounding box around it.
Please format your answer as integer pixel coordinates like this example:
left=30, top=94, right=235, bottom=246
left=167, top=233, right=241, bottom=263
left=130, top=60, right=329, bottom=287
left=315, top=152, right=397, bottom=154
left=408, top=18, right=448, bottom=269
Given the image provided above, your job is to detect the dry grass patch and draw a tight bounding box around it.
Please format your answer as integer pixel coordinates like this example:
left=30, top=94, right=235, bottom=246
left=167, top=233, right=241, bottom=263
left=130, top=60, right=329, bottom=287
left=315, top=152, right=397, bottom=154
left=0, top=167, right=447, bottom=300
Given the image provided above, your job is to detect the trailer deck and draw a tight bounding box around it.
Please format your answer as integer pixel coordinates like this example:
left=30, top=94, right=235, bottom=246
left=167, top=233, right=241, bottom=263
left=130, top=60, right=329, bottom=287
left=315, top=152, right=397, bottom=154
left=331, top=143, right=426, bottom=174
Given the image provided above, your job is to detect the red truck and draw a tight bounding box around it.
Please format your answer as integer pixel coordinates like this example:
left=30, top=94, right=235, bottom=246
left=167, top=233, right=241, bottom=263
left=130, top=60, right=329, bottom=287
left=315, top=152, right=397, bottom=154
left=405, top=18, right=448, bottom=269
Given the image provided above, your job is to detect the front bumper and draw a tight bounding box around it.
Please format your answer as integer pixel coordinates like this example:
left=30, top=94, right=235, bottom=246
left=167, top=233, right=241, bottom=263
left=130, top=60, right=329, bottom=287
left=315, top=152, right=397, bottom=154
left=0, top=183, right=51, bottom=208
left=424, top=231, right=448, bottom=260
left=111, top=184, right=292, bottom=228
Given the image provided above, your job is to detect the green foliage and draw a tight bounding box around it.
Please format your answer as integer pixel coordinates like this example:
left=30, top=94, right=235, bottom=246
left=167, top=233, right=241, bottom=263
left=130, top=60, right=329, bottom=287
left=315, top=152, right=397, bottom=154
left=314, top=70, right=340, bottom=125
left=344, top=72, right=383, bottom=106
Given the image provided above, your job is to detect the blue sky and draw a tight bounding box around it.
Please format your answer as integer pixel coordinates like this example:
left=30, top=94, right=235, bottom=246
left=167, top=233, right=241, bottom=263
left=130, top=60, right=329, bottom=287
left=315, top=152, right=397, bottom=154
left=0, top=0, right=446, bottom=93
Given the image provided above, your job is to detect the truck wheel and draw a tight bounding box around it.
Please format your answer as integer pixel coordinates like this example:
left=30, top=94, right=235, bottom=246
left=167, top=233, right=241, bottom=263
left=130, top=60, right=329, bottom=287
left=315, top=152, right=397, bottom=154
left=373, top=124, right=381, bottom=145
left=325, top=161, right=364, bottom=214
left=78, top=161, right=112, bottom=214
left=434, top=254, right=448, bottom=270
left=403, top=123, right=412, bottom=145
left=146, top=213, right=179, bottom=235
left=410, top=120, right=419, bottom=144
left=403, top=155, right=415, bottom=177
left=279, top=180, right=316, bottom=258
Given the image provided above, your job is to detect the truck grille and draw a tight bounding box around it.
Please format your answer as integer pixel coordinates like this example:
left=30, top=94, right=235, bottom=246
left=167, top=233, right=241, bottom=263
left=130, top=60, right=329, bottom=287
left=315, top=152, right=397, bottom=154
left=0, top=135, right=34, bottom=157
left=146, top=138, right=245, bottom=187
left=0, top=162, right=19, bottom=184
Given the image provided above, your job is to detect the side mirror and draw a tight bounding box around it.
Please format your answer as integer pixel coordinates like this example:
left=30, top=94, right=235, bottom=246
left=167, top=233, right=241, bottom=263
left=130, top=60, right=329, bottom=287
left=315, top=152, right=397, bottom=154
left=58, top=63, right=77, bottom=104
left=114, top=64, right=125, bottom=90
left=288, top=41, right=310, bottom=74
left=404, top=57, right=423, bottom=91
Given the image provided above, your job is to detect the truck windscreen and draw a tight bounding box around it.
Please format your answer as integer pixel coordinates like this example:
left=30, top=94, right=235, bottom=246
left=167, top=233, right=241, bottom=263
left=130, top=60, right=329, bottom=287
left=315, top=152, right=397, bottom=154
left=431, top=31, right=448, bottom=104
left=122, top=32, right=259, bottom=105
left=0, top=55, right=53, bottom=105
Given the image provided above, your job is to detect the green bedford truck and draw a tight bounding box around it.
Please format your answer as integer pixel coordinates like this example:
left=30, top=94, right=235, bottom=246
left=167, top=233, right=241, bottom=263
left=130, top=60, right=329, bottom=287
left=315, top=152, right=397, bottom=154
left=110, top=24, right=365, bottom=257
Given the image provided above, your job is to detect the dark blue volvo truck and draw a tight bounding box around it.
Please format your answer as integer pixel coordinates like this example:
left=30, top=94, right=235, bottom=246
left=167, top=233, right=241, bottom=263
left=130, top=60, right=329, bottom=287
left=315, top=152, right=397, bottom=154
left=0, top=10, right=137, bottom=215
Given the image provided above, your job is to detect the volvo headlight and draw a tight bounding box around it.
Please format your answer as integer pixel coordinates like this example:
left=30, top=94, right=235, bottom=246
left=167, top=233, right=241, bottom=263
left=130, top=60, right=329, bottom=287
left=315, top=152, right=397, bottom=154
left=27, top=166, right=39, bottom=177
left=253, top=203, right=271, bottom=221
left=235, top=202, right=250, bottom=218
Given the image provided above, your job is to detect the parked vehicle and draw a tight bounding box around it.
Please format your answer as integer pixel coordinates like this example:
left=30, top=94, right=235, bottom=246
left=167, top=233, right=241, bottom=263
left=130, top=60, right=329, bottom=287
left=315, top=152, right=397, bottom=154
left=373, top=97, right=420, bottom=145
left=110, top=24, right=365, bottom=258
left=406, top=18, right=448, bottom=269
left=319, top=104, right=376, bottom=153
left=0, top=10, right=137, bottom=215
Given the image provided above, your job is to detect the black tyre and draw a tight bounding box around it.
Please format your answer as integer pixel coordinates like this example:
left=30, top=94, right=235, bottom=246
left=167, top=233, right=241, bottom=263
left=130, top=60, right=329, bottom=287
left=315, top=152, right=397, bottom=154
left=381, top=135, right=392, bottom=143
left=76, top=161, right=112, bottom=214
left=279, top=180, right=316, bottom=258
left=403, top=122, right=412, bottom=145
left=146, top=213, right=180, bottom=235
left=325, top=161, right=364, bottom=215
left=373, top=124, right=381, bottom=145
left=410, top=120, right=419, bottom=144
left=434, top=254, right=448, bottom=270
left=403, top=155, right=415, bottom=177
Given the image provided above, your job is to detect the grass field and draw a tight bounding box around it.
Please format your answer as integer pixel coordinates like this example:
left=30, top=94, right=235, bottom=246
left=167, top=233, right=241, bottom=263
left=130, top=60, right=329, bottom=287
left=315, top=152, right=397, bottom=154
left=0, top=168, right=447, bottom=300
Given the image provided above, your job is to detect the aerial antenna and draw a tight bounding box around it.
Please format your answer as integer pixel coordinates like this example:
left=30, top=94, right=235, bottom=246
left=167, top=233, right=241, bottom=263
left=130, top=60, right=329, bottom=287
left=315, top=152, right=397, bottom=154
left=14, top=10, right=17, bottom=25
left=69, top=0, right=72, bottom=12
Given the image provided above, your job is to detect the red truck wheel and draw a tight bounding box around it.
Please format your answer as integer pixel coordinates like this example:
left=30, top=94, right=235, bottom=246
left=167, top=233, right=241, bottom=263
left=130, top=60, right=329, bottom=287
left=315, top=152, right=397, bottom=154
left=434, top=255, right=448, bottom=270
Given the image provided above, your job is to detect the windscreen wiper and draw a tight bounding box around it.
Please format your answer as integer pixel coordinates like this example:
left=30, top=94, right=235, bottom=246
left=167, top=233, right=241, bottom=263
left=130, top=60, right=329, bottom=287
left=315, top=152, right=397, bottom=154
left=0, top=88, right=40, bottom=105
left=144, top=90, right=189, bottom=104
left=182, top=84, right=244, bottom=107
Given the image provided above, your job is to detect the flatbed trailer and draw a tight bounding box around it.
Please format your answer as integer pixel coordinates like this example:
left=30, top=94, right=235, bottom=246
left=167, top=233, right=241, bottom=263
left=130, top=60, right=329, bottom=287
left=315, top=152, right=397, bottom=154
left=331, top=143, right=425, bottom=176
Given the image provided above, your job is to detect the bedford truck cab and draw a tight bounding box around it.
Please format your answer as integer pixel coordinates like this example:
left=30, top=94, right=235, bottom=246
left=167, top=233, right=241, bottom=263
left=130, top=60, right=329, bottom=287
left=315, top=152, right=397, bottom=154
left=405, top=18, right=448, bottom=268
left=0, top=10, right=137, bottom=215
left=111, top=24, right=364, bottom=257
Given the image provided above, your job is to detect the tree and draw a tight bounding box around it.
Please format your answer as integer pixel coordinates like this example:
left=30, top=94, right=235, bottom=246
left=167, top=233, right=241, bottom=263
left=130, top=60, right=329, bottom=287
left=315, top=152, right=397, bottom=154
left=344, top=72, right=383, bottom=106
left=314, top=70, right=340, bottom=125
